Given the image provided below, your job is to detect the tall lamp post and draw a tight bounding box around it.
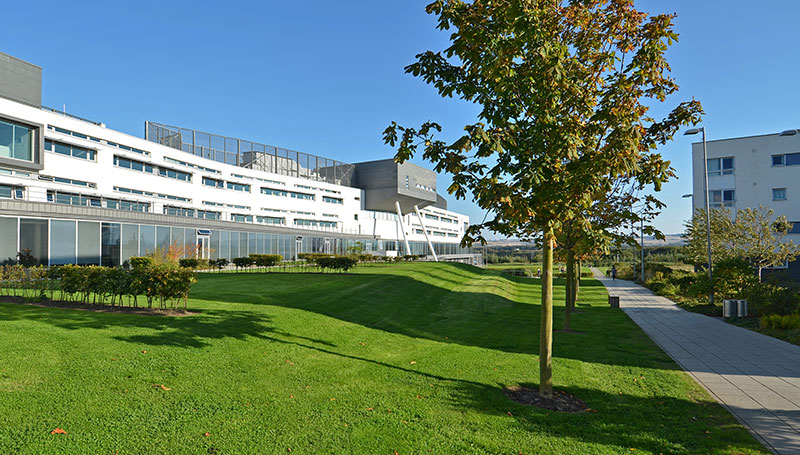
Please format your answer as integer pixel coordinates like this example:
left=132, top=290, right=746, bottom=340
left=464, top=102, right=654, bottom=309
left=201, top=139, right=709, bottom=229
left=684, top=127, right=714, bottom=305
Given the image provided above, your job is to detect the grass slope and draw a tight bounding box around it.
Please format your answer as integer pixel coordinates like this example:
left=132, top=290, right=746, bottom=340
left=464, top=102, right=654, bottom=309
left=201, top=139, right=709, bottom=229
left=0, top=262, right=767, bottom=454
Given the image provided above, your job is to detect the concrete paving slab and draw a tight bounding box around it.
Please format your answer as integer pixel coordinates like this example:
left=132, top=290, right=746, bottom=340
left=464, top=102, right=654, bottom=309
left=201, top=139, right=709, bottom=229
left=592, top=268, right=800, bottom=455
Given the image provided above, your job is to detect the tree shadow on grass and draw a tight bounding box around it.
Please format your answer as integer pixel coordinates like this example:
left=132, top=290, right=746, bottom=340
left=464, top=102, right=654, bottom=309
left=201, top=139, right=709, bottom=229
left=185, top=269, right=681, bottom=372
left=443, top=379, right=768, bottom=454
left=0, top=302, right=334, bottom=349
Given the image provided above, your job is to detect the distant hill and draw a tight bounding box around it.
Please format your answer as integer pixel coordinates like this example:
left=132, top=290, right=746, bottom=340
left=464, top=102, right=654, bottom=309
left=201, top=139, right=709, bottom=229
left=485, top=234, right=685, bottom=247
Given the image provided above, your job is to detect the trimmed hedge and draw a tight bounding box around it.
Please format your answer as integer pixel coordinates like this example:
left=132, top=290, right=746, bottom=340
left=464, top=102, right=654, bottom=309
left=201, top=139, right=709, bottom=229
left=249, top=254, right=283, bottom=267
left=0, top=262, right=196, bottom=310
left=312, top=256, right=358, bottom=272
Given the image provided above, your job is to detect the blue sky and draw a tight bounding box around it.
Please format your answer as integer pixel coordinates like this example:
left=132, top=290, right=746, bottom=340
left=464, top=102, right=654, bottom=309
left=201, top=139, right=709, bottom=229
left=5, top=0, right=800, bottom=237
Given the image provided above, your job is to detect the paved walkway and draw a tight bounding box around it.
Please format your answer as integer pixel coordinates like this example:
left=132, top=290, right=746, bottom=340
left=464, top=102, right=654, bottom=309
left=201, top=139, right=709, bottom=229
left=591, top=268, right=800, bottom=455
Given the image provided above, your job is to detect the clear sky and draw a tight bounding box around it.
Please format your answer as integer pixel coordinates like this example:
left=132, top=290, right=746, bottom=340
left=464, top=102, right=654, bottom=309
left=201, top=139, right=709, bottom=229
left=5, top=0, right=800, bottom=237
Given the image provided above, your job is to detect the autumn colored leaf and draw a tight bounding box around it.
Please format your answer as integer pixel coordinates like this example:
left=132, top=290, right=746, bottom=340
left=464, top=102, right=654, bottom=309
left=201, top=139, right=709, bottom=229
left=203, top=432, right=210, bottom=437
left=141, top=350, right=147, bottom=354
left=50, top=427, right=67, bottom=435
left=152, top=384, right=172, bottom=391
left=366, top=407, right=373, bottom=411
left=409, top=361, right=417, bottom=365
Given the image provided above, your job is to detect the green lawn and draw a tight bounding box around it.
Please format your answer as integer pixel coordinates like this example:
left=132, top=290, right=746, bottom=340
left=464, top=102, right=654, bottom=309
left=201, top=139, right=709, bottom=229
left=0, top=262, right=767, bottom=454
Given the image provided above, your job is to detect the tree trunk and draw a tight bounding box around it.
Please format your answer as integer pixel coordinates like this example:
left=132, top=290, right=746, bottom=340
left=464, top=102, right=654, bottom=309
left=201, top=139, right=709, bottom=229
left=574, top=259, right=581, bottom=302
left=540, top=230, right=554, bottom=398
left=757, top=266, right=762, bottom=283
left=563, top=248, right=574, bottom=331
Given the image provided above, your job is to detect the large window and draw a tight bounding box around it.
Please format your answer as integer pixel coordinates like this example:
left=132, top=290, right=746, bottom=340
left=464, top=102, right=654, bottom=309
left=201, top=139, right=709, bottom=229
left=707, top=157, right=734, bottom=176
left=227, top=181, right=250, bottom=192
left=203, top=177, right=224, bottom=188
left=261, top=187, right=288, bottom=197
left=290, top=191, right=314, bottom=201
left=772, top=153, right=800, bottom=166
left=322, top=196, right=343, bottom=204
left=51, top=220, right=77, bottom=265
left=101, top=223, right=121, bottom=267
left=45, top=140, right=96, bottom=161
left=0, top=217, right=18, bottom=264
left=773, top=188, right=787, bottom=201
left=0, top=119, right=33, bottom=162
left=709, top=189, right=735, bottom=207
left=20, top=218, right=48, bottom=266
left=0, top=184, right=24, bottom=199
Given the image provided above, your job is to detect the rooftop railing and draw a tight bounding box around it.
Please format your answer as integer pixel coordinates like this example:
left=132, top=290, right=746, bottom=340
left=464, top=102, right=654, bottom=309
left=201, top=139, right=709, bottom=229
left=145, top=122, right=355, bottom=187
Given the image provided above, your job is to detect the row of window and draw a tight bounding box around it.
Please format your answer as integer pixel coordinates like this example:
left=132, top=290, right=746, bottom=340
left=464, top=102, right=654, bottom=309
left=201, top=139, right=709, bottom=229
left=47, top=190, right=151, bottom=212
left=708, top=153, right=800, bottom=172
left=114, top=156, right=192, bottom=182
left=260, top=187, right=315, bottom=200
left=114, top=186, right=191, bottom=202
left=39, top=175, right=96, bottom=188
left=164, top=157, right=220, bottom=174
left=45, top=140, right=96, bottom=161
left=414, top=228, right=457, bottom=238
left=294, top=219, right=337, bottom=228
left=163, top=206, right=222, bottom=220
left=48, top=125, right=149, bottom=156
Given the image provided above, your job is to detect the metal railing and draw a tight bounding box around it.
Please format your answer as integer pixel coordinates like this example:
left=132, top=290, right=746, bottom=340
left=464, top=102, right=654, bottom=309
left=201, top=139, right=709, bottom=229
left=145, top=122, right=355, bottom=187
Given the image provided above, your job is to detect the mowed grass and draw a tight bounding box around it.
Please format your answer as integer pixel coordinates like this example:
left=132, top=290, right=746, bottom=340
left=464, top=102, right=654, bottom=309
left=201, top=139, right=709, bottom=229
left=0, top=262, right=768, bottom=454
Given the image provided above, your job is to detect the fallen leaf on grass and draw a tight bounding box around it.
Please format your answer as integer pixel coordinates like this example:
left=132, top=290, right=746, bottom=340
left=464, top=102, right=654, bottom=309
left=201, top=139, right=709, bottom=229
left=50, top=427, right=67, bottom=435
left=586, top=408, right=598, bottom=413
left=507, top=411, right=513, bottom=416
left=359, top=342, right=366, bottom=346
left=330, top=398, right=336, bottom=401
left=285, top=360, right=295, bottom=366
left=290, top=394, right=294, bottom=399
left=366, top=407, right=373, bottom=411
left=416, top=395, right=422, bottom=399
left=203, top=432, right=210, bottom=437
left=141, top=350, right=147, bottom=354
left=152, top=384, right=172, bottom=391
left=409, top=361, right=417, bottom=365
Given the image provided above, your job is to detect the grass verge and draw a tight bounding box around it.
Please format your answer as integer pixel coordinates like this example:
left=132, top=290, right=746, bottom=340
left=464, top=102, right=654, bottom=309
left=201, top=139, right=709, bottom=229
left=0, top=262, right=768, bottom=454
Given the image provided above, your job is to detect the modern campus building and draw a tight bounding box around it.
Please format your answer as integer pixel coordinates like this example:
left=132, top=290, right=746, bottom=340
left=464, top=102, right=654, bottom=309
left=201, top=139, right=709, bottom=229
left=691, top=129, right=800, bottom=276
left=0, top=52, right=481, bottom=267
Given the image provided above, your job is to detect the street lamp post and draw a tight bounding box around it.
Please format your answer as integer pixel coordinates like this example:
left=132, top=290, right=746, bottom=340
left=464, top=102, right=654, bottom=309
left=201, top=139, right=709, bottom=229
left=684, top=127, right=714, bottom=305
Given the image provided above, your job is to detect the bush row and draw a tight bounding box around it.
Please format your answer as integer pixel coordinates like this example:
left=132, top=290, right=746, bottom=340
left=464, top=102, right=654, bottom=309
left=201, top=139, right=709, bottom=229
left=0, top=260, right=196, bottom=310
left=633, top=258, right=800, bottom=317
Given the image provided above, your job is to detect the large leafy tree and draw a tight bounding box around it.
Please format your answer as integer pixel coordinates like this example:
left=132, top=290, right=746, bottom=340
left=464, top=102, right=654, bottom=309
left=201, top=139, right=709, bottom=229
left=384, top=0, right=701, bottom=398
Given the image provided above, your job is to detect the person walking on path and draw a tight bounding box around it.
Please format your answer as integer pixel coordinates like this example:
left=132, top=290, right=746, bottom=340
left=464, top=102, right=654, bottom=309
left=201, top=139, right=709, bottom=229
left=610, top=265, right=617, bottom=280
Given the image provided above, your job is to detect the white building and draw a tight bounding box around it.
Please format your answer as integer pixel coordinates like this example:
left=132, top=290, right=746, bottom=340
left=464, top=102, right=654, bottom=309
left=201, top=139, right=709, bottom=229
left=691, top=129, right=800, bottom=275
left=0, top=51, right=480, bottom=266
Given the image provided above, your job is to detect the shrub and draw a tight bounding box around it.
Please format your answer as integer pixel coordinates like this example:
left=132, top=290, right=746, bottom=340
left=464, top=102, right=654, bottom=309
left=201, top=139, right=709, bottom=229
left=129, top=257, right=153, bottom=268
left=298, top=253, right=334, bottom=261
left=314, top=256, right=358, bottom=272
left=760, top=314, right=800, bottom=331
left=249, top=254, right=282, bottom=268
left=211, top=258, right=229, bottom=271
left=646, top=280, right=679, bottom=297
left=179, top=258, right=209, bottom=269
left=714, top=257, right=757, bottom=300
left=232, top=257, right=255, bottom=270
left=744, top=282, right=800, bottom=316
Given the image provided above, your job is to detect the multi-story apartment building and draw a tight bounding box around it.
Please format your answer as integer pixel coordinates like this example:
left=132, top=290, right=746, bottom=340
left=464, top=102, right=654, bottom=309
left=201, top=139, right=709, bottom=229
left=691, top=129, right=800, bottom=275
left=0, top=52, right=480, bottom=266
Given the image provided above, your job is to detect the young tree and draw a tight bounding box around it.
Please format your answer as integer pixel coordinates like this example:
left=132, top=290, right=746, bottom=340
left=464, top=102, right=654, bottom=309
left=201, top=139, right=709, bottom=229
left=384, top=0, right=701, bottom=398
left=684, top=207, right=736, bottom=266
left=685, top=205, right=800, bottom=282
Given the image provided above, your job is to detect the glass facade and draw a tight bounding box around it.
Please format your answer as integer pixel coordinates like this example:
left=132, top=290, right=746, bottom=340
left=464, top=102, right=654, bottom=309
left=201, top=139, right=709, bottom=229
left=101, top=223, right=121, bottom=267
left=20, top=218, right=48, bottom=265
left=78, top=221, right=100, bottom=265
left=0, top=215, right=475, bottom=266
left=51, top=220, right=77, bottom=265
left=0, top=217, right=17, bottom=263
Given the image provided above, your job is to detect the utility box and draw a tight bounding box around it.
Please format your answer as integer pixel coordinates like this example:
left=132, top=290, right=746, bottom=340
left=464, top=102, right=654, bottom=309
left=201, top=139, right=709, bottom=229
left=723, top=299, right=737, bottom=318
left=737, top=300, right=748, bottom=318
left=609, top=296, right=620, bottom=308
